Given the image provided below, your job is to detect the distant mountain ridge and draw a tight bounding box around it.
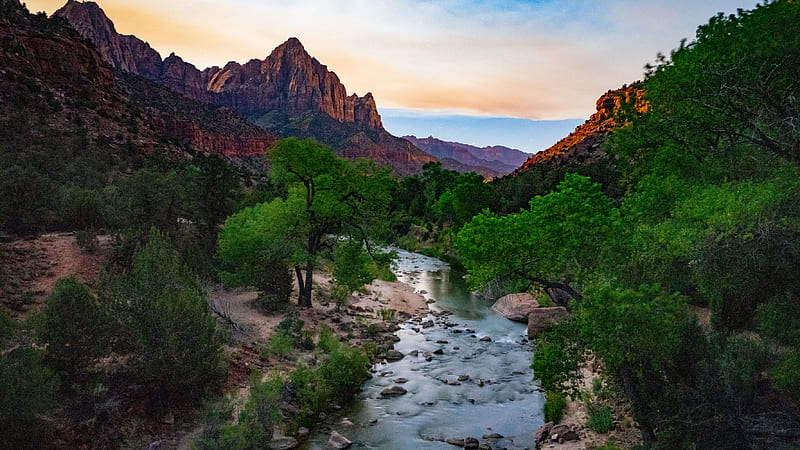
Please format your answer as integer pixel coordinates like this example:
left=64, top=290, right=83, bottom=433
left=403, top=135, right=530, bottom=175
left=55, top=0, right=437, bottom=174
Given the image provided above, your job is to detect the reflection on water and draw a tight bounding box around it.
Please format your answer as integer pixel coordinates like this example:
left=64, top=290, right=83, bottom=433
left=307, top=249, right=544, bottom=449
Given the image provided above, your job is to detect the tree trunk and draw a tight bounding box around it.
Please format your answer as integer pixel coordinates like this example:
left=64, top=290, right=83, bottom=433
left=620, top=365, right=656, bottom=447
left=297, top=261, right=313, bottom=308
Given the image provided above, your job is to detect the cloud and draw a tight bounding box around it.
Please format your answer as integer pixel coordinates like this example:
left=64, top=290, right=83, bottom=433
left=27, top=0, right=761, bottom=119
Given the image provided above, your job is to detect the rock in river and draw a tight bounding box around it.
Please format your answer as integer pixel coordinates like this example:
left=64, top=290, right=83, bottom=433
left=380, top=385, right=408, bottom=397
left=327, top=431, right=352, bottom=448
left=491, top=293, right=539, bottom=322
left=385, top=349, right=405, bottom=361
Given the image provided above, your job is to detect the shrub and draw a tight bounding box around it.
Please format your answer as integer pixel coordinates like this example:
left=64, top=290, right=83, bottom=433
left=103, top=229, right=224, bottom=408
left=0, top=309, right=58, bottom=448
left=265, top=332, right=294, bottom=360
left=195, top=375, right=282, bottom=450
left=772, top=350, right=800, bottom=401
left=75, top=229, right=99, bottom=253
left=378, top=308, right=396, bottom=322
left=317, top=325, right=338, bottom=353
left=587, top=406, right=614, bottom=433
left=42, top=277, right=107, bottom=382
left=543, top=391, right=567, bottom=424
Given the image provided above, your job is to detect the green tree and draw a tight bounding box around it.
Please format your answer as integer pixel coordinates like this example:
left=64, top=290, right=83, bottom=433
left=457, top=174, right=615, bottom=305
left=42, top=277, right=108, bottom=383
left=220, top=138, right=393, bottom=308
left=0, top=309, right=58, bottom=449
left=104, top=229, right=223, bottom=409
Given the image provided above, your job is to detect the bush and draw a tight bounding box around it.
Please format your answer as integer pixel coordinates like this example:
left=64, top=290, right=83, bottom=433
left=772, top=350, right=800, bottom=401
left=264, top=332, right=293, bottom=360
left=289, top=334, right=369, bottom=427
left=75, top=229, right=99, bottom=253
left=103, top=229, right=224, bottom=408
left=378, top=308, right=396, bottom=321
left=543, top=391, right=567, bottom=424
left=586, top=406, right=614, bottom=433
left=0, top=309, right=58, bottom=449
left=42, top=277, right=107, bottom=382
left=195, top=374, right=283, bottom=450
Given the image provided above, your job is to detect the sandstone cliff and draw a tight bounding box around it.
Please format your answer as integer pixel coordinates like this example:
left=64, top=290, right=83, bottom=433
left=1, top=2, right=277, bottom=167
left=56, top=1, right=436, bottom=174
left=514, top=85, right=647, bottom=174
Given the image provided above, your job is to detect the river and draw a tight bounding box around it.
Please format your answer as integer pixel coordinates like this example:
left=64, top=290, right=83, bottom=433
left=307, top=249, right=545, bottom=449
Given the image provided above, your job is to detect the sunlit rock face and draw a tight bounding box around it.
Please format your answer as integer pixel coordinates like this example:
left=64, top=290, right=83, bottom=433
left=514, top=85, right=648, bottom=173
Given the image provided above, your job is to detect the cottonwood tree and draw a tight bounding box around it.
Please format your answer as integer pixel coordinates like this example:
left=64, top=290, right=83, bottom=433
left=218, top=138, right=394, bottom=308
left=456, top=173, right=615, bottom=306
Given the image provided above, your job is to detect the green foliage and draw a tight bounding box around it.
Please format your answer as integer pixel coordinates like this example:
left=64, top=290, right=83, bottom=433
left=543, top=391, right=566, bottom=424
left=265, top=332, right=294, bottom=360
left=42, top=277, right=107, bottom=382
left=332, top=240, right=374, bottom=292
left=378, top=308, right=396, bottom=322
left=103, top=229, right=223, bottom=408
left=75, top=229, right=99, bottom=253
left=532, top=321, right=583, bottom=398
left=0, top=309, right=58, bottom=449
left=289, top=333, right=369, bottom=427
left=586, top=407, right=614, bottom=434
left=772, top=351, right=800, bottom=402
left=457, top=173, right=615, bottom=298
left=195, top=374, right=283, bottom=450
left=713, top=333, right=773, bottom=403
left=756, top=294, right=800, bottom=347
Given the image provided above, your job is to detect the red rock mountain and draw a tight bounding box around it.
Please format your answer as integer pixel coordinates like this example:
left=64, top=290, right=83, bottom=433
left=514, top=85, right=646, bottom=174
left=0, top=0, right=277, bottom=166
left=55, top=1, right=436, bottom=174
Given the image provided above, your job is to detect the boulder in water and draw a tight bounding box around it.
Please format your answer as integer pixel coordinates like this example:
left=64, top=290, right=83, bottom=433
left=327, top=431, right=352, bottom=449
left=380, top=385, right=407, bottom=396
left=491, top=293, right=539, bottom=322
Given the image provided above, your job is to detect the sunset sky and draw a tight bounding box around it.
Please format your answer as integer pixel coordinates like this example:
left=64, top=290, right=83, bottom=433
left=27, top=0, right=760, bottom=151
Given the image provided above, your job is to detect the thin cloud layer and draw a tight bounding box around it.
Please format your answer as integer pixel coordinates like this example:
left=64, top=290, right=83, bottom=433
left=28, top=0, right=760, bottom=119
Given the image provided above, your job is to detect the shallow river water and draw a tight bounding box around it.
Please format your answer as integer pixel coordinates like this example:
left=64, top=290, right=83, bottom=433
left=308, top=249, right=545, bottom=449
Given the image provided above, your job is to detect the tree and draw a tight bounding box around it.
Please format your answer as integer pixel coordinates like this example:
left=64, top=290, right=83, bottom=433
left=456, top=173, right=615, bottom=305
left=219, top=138, right=393, bottom=308
left=42, top=277, right=108, bottom=383
left=104, top=229, right=223, bottom=409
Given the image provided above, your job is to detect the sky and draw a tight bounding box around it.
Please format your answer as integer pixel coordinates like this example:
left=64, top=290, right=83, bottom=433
left=27, top=0, right=761, bottom=152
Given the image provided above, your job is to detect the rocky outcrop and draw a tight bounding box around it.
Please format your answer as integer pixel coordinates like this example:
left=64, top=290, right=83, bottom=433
left=406, top=135, right=530, bottom=175
left=527, top=307, right=570, bottom=338
left=491, top=293, right=540, bottom=322
left=514, top=85, right=647, bottom=174
left=327, top=431, right=352, bottom=449
left=1, top=3, right=277, bottom=168
left=55, top=0, right=163, bottom=80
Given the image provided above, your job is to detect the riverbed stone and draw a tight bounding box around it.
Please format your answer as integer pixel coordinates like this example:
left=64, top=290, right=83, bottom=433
left=394, top=377, right=409, bottom=383
left=479, top=336, right=492, bottom=342
left=385, top=349, right=405, bottom=361
left=327, top=431, right=352, bottom=449
left=464, top=437, right=480, bottom=448
left=491, top=293, right=540, bottom=322
left=422, top=320, right=434, bottom=328
left=270, top=435, right=298, bottom=449
left=483, top=433, right=504, bottom=439
left=445, top=437, right=465, bottom=446
left=526, top=307, right=570, bottom=338
left=433, top=348, right=444, bottom=355
left=380, top=385, right=407, bottom=396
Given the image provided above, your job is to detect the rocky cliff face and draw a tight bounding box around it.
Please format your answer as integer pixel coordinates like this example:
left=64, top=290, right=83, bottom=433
left=56, top=1, right=433, bottom=174
left=1, top=2, right=276, bottom=167
left=514, top=85, right=647, bottom=173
